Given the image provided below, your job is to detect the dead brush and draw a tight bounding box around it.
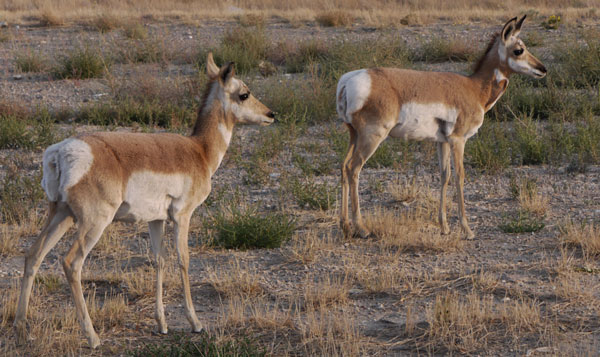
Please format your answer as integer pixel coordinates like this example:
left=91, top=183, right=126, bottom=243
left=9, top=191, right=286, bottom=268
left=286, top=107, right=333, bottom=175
left=38, top=7, right=64, bottom=27
left=298, top=307, right=363, bottom=356
left=218, top=295, right=294, bottom=332
left=205, top=259, right=265, bottom=298
left=560, top=220, right=600, bottom=259
left=315, top=10, right=353, bottom=27
left=87, top=290, right=129, bottom=332
left=365, top=208, right=463, bottom=253
left=511, top=176, right=549, bottom=217
left=423, top=291, right=542, bottom=353
left=302, top=273, right=349, bottom=310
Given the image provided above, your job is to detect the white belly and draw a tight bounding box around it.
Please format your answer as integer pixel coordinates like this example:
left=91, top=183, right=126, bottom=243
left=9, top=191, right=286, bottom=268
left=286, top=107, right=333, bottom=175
left=115, top=171, right=192, bottom=222
left=389, top=102, right=458, bottom=142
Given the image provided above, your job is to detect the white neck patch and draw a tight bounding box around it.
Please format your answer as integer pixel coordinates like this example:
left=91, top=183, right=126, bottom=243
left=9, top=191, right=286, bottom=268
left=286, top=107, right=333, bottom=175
left=218, top=122, right=232, bottom=146
left=494, top=68, right=508, bottom=83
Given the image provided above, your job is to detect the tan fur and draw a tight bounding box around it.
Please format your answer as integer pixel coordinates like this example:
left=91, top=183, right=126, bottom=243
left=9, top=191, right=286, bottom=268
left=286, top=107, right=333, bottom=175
left=339, top=16, right=546, bottom=239
left=13, top=53, right=274, bottom=348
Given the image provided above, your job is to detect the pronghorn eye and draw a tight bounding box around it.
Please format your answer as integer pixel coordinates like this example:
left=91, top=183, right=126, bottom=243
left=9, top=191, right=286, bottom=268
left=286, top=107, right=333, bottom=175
left=239, top=93, right=249, bottom=101
left=513, top=48, right=524, bottom=56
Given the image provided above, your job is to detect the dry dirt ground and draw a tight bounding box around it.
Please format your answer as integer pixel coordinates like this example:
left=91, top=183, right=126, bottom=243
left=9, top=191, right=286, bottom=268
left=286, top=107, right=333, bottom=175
left=1, top=19, right=600, bottom=356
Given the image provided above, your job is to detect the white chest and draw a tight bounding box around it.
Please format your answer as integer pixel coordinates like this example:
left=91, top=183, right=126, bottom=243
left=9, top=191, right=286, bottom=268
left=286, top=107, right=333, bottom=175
left=115, top=171, right=192, bottom=222
left=389, top=102, right=459, bottom=142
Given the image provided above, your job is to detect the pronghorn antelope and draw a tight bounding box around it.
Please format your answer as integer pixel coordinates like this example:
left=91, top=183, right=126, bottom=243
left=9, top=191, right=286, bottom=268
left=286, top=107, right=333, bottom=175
left=13, top=53, right=275, bottom=348
left=337, top=16, right=546, bottom=239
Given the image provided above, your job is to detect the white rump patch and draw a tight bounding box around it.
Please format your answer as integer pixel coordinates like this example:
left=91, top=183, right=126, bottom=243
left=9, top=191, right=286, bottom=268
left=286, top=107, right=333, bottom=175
left=41, top=138, right=93, bottom=202
left=336, top=69, right=371, bottom=123
left=389, top=102, right=459, bottom=142
left=116, top=171, right=192, bottom=223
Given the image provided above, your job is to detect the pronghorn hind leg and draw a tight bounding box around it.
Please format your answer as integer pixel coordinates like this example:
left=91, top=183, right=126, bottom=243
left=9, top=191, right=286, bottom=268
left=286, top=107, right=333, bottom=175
left=62, top=211, right=113, bottom=349
left=437, top=142, right=451, bottom=235
left=347, top=125, right=389, bottom=239
left=449, top=136, right=475, bottom=239
left=14, top=202, right=74, bottom=338
left=340, top=123, right=357, bottom=239
left=148, top=220, right=168, bottom=334
left=173, top=212, right=203, bottom=332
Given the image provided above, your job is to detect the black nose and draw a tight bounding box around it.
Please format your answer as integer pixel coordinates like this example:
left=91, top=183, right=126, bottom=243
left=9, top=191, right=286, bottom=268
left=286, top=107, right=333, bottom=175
left=266, top=111, right=275, bottom=119
left=538, top=65, right=547, bottom=74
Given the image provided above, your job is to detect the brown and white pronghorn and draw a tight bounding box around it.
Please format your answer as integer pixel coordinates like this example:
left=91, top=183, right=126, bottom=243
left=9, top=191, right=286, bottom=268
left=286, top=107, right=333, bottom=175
left=13, top=53, right=275, bottom=348
left=337, top=15, right=546, bottom=239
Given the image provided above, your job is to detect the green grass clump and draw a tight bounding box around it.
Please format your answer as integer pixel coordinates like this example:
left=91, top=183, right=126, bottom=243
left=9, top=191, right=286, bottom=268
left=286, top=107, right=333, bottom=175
left=14, top=50, right=46, bottom=72
left=514, top=114, right=549, bottom=165
left=412, top=37, right=476, bottom=63
left=55, top=46, right=109, bottom=79
left=286, top=177, right=336, bottom=210
left=209, top=205, right=295, bottom=250
left=128, top=332, right=266, bottom=357
left=0, top=109, right=59, bottom=150
left=499, top=211, right=545, bottom=234
left=200, top=25, right=269, bottom=75
left=365, top=140, right=398, bottom=169
left=77, top=99, right=195, bottom=128
left=122, top=38, right=166, bottom=63
left=553, top=32, right=600, bottom=88
left=123, top=23, right=148, bottom=40
left=0, top=169, right=45, bottom=224
left=466, top=122, right=511, bottom=173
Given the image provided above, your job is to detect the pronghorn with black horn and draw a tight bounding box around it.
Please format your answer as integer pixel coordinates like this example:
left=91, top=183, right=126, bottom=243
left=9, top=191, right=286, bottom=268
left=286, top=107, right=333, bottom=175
left=13, top=53, right=275, bottom=348
left=337, top=15, right=546, bottom=239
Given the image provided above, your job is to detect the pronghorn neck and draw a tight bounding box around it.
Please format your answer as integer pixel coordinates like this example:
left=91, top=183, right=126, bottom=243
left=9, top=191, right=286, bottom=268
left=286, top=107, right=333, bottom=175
left=191, top=80, right=235, bottom=176
left=470, top=35, right=512, bottom=112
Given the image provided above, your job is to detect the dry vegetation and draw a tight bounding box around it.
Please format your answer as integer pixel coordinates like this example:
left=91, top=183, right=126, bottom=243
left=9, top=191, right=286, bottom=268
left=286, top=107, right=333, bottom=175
left=0, top=0, right=599, bottom=26
left=1, top=1, right=600, bottom=356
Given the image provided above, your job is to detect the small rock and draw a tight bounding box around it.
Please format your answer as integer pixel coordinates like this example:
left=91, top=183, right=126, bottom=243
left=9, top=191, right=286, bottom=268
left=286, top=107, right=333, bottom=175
left=13, top=74, right=23, bottom=80
left=0, top=21, right=7, bottom=28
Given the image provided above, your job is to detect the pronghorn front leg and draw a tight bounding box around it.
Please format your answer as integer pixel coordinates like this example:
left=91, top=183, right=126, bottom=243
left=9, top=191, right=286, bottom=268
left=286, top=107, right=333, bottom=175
left=173, top=213, right=203, bottom=332
left=449, top=136, right=475, bottom=239
left=437, top=142, right=451, bottom=235
left=149, top=220, right=168, bottom=334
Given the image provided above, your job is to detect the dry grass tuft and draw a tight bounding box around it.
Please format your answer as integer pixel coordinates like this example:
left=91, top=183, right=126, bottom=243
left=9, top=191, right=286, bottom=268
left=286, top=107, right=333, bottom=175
left=424, top=291, right=542, bottom=353
left=206, top=259, right=265, bottom=298
left=0, top=225, right=19, bottom=256
left=88, top=290, right=129, bottom=332
left=38, top=7, right=65, bottom=26
left=560, top=220, right=600, bottom=259
left=303, top=274, right=349, bottom=309
left=366, top=208, right=463, bottom=253
left=92, top=13, right=121, bottom=33
left=299, top=308, right=363, bottom=356
left=236, top=13, right=266, bottom=27
left=514, top=178, right=549, bottom=217
left=315, top=10, right=353, bottom=27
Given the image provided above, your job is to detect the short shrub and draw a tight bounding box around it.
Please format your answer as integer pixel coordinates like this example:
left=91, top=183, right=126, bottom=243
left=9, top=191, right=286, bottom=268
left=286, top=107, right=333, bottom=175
left=315, top=10, right=353, bottom=27
left=466, top=122, right=511, bottom=173
left=499, top=211, right=545, bottom=234
left=200, top=26, right=269, bottom=75
left=0, top=115, right=32, bottom=150
left=286, top=177, right=336, bottom=210
left=514, top=114, right=548, bottom=165
left=14, top=50, right=46, bottom=72
left=123, top=23, right=148, bottom=40
left=55, top=46, right=108, bottom=79
left=0, top=109, right=58, bottom=150
left=122, top=38, right=166, bottom=63
left=413, top=37, right=477, bottom=63
left=209, top=205, right=295, bottom=250
left=128, top=332, right=266, bottom=357
left=93, top=14, right=120, bottom=33
left=553, top=31, right=600, bottom=88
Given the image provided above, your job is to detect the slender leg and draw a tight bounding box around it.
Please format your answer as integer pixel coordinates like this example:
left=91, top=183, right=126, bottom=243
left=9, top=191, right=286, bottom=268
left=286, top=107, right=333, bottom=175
left=148, top=220, right=168, bottom=334
left=449, top=136, right=475, bottom=239
left=347, top=126, right=389, bottom=238
left=340, top=124, right=357, bottom=238
left=14, top=202, right=74, bottom=333
left=62, top=214, right=113, bottom=349
left=437, top=142, right=451, bottom=235
left=173, top=213, right=203, bottom=332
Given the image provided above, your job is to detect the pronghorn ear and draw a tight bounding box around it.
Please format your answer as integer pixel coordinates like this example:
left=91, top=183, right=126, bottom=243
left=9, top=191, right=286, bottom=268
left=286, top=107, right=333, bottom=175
left=219, top=62, right=235, bottom=84
left=206, top=52, right=220, bottom=79
left=501, top=16, right=518, bottom=43
left=513, top=14, right=526, bottom=37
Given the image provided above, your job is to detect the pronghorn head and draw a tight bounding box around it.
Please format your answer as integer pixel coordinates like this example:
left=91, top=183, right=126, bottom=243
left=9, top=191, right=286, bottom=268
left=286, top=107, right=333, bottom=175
left=206, top=53, right=275, bottom=125
left=498, top=15, right=547, bottom=78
